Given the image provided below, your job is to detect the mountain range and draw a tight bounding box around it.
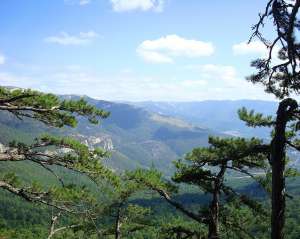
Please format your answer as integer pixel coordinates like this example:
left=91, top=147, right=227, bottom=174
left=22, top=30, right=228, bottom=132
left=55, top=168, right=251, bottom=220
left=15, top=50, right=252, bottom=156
left=0, top=96, right=283, bottom=174
left=132, top=100, right=278, bottom=138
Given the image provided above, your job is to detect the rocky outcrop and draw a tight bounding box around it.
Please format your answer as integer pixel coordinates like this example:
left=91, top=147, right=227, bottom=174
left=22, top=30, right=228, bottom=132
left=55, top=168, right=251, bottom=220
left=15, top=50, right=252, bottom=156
left=71, top=134, right=114, bottom=151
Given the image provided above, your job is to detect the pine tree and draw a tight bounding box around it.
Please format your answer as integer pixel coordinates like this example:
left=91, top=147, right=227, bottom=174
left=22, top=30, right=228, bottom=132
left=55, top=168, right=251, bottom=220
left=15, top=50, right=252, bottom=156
left=241, top=1, right=300, bottom=238
left=105, top=178, right=152, bottom=239
left=129, top=136, right=268, bottom=239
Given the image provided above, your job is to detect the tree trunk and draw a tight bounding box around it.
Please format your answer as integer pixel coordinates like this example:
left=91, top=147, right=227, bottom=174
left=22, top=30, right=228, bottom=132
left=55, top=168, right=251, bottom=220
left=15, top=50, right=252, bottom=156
left=208, top=165, right=226, bottom=239
left=271, top=98, right=297, bottom=239
left=115, top=207, right=122, bottom=239
left=208, top=187, right=219, bottom=239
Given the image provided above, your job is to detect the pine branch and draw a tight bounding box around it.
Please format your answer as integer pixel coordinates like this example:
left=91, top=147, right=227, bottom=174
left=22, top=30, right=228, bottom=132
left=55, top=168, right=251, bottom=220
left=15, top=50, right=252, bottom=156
left=152, top=186, right=208, bottom=224
left=238, top=107, right=275, bottom=128
left=0, top=180, right=76, bottom=213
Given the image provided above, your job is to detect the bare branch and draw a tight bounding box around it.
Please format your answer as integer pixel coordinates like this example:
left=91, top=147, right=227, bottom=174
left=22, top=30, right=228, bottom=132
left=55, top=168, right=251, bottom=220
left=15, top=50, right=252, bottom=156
left=47, top=212, right=81, bottom=239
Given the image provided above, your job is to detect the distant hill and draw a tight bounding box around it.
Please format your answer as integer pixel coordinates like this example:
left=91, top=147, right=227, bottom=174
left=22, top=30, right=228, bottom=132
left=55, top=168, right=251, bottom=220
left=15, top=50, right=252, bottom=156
left=0, top=96, right=222, bottom=175
left=72, top=97, right=223, bottom=174
left=132, top=100, right=278, bottom=139
left=3, top=96, right=298, bottom=173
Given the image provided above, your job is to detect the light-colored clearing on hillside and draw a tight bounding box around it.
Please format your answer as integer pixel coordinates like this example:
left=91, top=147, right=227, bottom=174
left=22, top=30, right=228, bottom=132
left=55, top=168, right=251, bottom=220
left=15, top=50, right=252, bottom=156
left=151, top=114, right=194, bottom=129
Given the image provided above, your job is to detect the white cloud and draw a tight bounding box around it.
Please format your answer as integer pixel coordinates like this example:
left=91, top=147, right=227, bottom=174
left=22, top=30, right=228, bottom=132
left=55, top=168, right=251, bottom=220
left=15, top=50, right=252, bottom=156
left=0, top=53, right=5, bottom=65
left=79, top=0, right=91, bottom=5
left=232, top=40, right=268, bottom=57
left=45, top=31, right=99, bottom=46
left=137, top=35, right=215, bottom=64
left=64, top=0, right=91, bottom=6
left=181, top=80, right=207, bottom=87
left=232, top=40, right=283, bottom=66
left=110, top=0, right=165, bottom=12
left=138, top=50, right=173, bottom=63
left=0, top=72, right=35, bottom=88
left=189, top=64, right=237, bottom=83
left=185, top=64, right=242, bottom=89
left=183, top=64, right=274, bottom=100
left=0, top=63, right=274, bottom=102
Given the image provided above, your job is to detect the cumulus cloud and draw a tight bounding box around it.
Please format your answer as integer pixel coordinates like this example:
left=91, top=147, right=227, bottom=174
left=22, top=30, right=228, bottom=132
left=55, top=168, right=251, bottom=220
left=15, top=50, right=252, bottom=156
left=45, top=31, right=99, bottom=46
left=137, top=35, right=215, bottom=63
left=138, top=50, right=173, bottom=63
left=232, top=40, right=269, bottom=57
left=110, top=0, right=165, bottom=12
left=0, top=53, right=5, bottom=65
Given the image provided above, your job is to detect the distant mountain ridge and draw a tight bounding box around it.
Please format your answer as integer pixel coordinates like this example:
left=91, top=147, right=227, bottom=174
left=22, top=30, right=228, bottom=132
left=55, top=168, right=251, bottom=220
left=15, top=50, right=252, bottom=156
left=132, top=100, right=278, bottom=138
left=0, top=95, right=222, bottom=175
left=0, top=94, right=299, bottom=173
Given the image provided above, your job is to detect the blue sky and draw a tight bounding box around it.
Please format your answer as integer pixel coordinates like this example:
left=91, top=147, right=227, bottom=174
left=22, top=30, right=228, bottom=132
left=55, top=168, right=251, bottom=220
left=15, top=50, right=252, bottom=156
left=0, top=0, right=276, bottom=101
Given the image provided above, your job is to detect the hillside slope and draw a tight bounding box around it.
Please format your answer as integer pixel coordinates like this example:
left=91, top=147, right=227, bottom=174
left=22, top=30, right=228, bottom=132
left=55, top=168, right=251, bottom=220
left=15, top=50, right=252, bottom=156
left=0, top=96, right=221, bottom=175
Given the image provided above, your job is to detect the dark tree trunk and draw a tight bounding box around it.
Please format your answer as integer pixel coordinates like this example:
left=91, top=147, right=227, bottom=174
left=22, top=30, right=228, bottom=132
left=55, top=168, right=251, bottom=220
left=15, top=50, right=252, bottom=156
left=271, top=98, right=297, bottom=239
left=115, top=207, right=122, bottom=239
left=208, top=188, right=219, bottom=239
left=208, top=165, right=226, bottom=239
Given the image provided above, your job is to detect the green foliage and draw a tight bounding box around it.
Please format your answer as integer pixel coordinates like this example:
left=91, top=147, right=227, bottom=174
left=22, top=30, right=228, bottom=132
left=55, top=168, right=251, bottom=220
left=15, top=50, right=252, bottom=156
left=1, top=172, right=21, bottom=187
left=126, top=168, right=177, bottom=194
left=238, top=107, right=274, bottom=128
left=174, top=136, right=268, bottom=189
left=126, top=136, right=270, bottom=238
left=0, top=87, right=109, bottom=127
left=156, top=216, right=206, bottom=239
left=220, top=200, right=269, bottom=239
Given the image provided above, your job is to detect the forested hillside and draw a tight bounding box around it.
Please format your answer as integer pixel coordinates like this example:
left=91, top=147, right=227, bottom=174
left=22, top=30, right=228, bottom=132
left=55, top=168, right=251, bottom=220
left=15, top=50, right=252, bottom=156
left=0, top=96, right=223, bottom=174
